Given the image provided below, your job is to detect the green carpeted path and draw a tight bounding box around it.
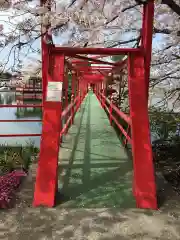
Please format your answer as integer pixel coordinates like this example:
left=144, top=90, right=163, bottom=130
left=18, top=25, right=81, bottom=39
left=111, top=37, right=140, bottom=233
left=58, top=92, right=135, bottom=208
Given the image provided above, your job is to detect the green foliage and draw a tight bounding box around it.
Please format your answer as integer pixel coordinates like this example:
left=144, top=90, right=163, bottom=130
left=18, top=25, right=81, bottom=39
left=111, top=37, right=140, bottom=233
left=0, top=72, right=12, bottom=79
left=149, top=107, right=180, bottom=140
left=0, top=141, right=39, bottom=175
left=68, top=73, right=72, bottom=102
left=15, top=107, right=42, bottom=119
left=29, top=76, right=41, bottom=82
left=111, top=55, right=125, bottom=62
left=66, top=73, right=78, bottom=102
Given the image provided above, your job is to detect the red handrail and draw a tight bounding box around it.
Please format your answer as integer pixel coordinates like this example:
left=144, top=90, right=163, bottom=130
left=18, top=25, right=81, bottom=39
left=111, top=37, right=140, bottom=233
left=96, top=92, right=131, bottom=144
left=99, top=92, right=131, bottom=125
left=0, top=104, right=42, bottom=108
left=104, top=104, right=132, bottom=144
left=0, top=119, right=42, bottom=122
left=60, top=93, right=86, bottom=137
left=61, top=95, right=79, bottom=119
left=61, top=103, right=78, bottom=136
left=0, top=134, right=41, bottom=137
left=0, top=94, right=82, bottom=138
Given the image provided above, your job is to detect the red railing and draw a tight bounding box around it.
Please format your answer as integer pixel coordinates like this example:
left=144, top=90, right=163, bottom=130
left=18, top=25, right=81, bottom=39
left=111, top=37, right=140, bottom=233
left=0, top=103, right=42, bottom=137
left=96, top=91, right=132, bottom=145
left=60, top=93, right=84, bottom=137
left=0, top=93, right=84, bottom=139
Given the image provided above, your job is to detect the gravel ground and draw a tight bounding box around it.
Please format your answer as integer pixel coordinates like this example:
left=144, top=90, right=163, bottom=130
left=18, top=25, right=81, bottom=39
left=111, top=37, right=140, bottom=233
left=1, top=165, right=180, bottom=240
left=1, top=94, right=180, bottom=239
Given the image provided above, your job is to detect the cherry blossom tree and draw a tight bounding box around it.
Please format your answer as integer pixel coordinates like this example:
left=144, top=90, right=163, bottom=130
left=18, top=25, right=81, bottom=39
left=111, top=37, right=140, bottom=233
left=0, top=0, right=179, bottom=110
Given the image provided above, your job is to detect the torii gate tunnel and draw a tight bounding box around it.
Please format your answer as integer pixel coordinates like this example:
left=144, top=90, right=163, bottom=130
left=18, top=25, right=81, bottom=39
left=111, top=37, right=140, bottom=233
left=33, top=0, right=157, bottom=209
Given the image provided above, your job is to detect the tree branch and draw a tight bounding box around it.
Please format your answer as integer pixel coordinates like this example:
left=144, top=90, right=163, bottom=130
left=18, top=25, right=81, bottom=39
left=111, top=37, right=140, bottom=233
left=108, top=36, right=141, bottom=48
left=154, top=27, right=180, bottom=36
left=162, top=0, right=180, bottom=16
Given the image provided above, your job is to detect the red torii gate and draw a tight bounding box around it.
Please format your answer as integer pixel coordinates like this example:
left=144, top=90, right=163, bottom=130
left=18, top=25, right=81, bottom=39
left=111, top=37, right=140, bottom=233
left=33, top=0, right=157, bottom=210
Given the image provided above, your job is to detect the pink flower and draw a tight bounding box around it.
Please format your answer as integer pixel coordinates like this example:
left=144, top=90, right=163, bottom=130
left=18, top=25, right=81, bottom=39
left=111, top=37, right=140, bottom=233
left=0, top=170, right=26, bottom=208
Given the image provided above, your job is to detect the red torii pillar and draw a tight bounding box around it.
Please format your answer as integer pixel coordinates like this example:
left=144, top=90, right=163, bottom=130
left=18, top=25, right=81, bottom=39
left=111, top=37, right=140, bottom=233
left=33, top=53, right=64, bottom=207
left=141, top=0, right=154, bottom=99
left=128, top=0, right=157, bottom=209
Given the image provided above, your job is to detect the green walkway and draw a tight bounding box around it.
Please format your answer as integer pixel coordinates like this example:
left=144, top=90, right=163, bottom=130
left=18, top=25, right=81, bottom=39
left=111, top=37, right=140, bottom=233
left=58, top=92, right=135, bottom=208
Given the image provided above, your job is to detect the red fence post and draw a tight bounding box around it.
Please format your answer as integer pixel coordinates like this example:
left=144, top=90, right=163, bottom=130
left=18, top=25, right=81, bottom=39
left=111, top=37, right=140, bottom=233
left=41, top=40, right=50, bottom=103
left=100, top=82, right=103, bottom=106
left=98, top=83, right=100, bottom=100
left=93, top=84, right=95, bottom=94
left=77, top=75, right=79, bottom=96
left=124, top=124, right=130, bottom=147
left=71, top=71, right=76, bottom=124
left=79, top=90, right=81, bottom=109
left=128, top=52, right=157, bottom=210
left=109, top=95, right=113, bottom=125
left=102, top=84, right=105, bottom=108
left=64, top=69, right=69, bottom=118
left=71, top=94, right=74, bottom=125
left=71, top=70, right=75, bottom=98
left=82, top=79, right=84, bottom=99
left=41, top=0, right=53, bottom=103
left=41, top=34, right=48, bottom=104
left=33, top=54, right=64, bottom=207
left=141, top=0, right=154, bottom=99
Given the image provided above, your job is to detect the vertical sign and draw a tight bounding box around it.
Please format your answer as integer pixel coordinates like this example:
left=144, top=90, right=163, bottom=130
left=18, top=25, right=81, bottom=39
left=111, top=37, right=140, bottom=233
left=46, top=81, right=63, bottom=102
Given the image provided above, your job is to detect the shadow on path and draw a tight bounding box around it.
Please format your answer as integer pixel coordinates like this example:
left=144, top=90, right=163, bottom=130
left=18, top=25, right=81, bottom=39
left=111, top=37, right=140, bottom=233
left=56, top=93, right=135, bottom=208
left=55, top=97, right=88, bottom=205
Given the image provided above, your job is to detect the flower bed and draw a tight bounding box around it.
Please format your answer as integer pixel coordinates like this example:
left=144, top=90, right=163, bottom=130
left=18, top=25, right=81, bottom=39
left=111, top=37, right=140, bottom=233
left=0, top=170, right=27, bottom=208
left=0, top=143, right=39, bottom=208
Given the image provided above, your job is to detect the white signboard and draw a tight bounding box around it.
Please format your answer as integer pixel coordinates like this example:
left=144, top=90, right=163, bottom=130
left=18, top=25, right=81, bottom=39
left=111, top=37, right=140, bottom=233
left=46, top=82, right=63, bottom=102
